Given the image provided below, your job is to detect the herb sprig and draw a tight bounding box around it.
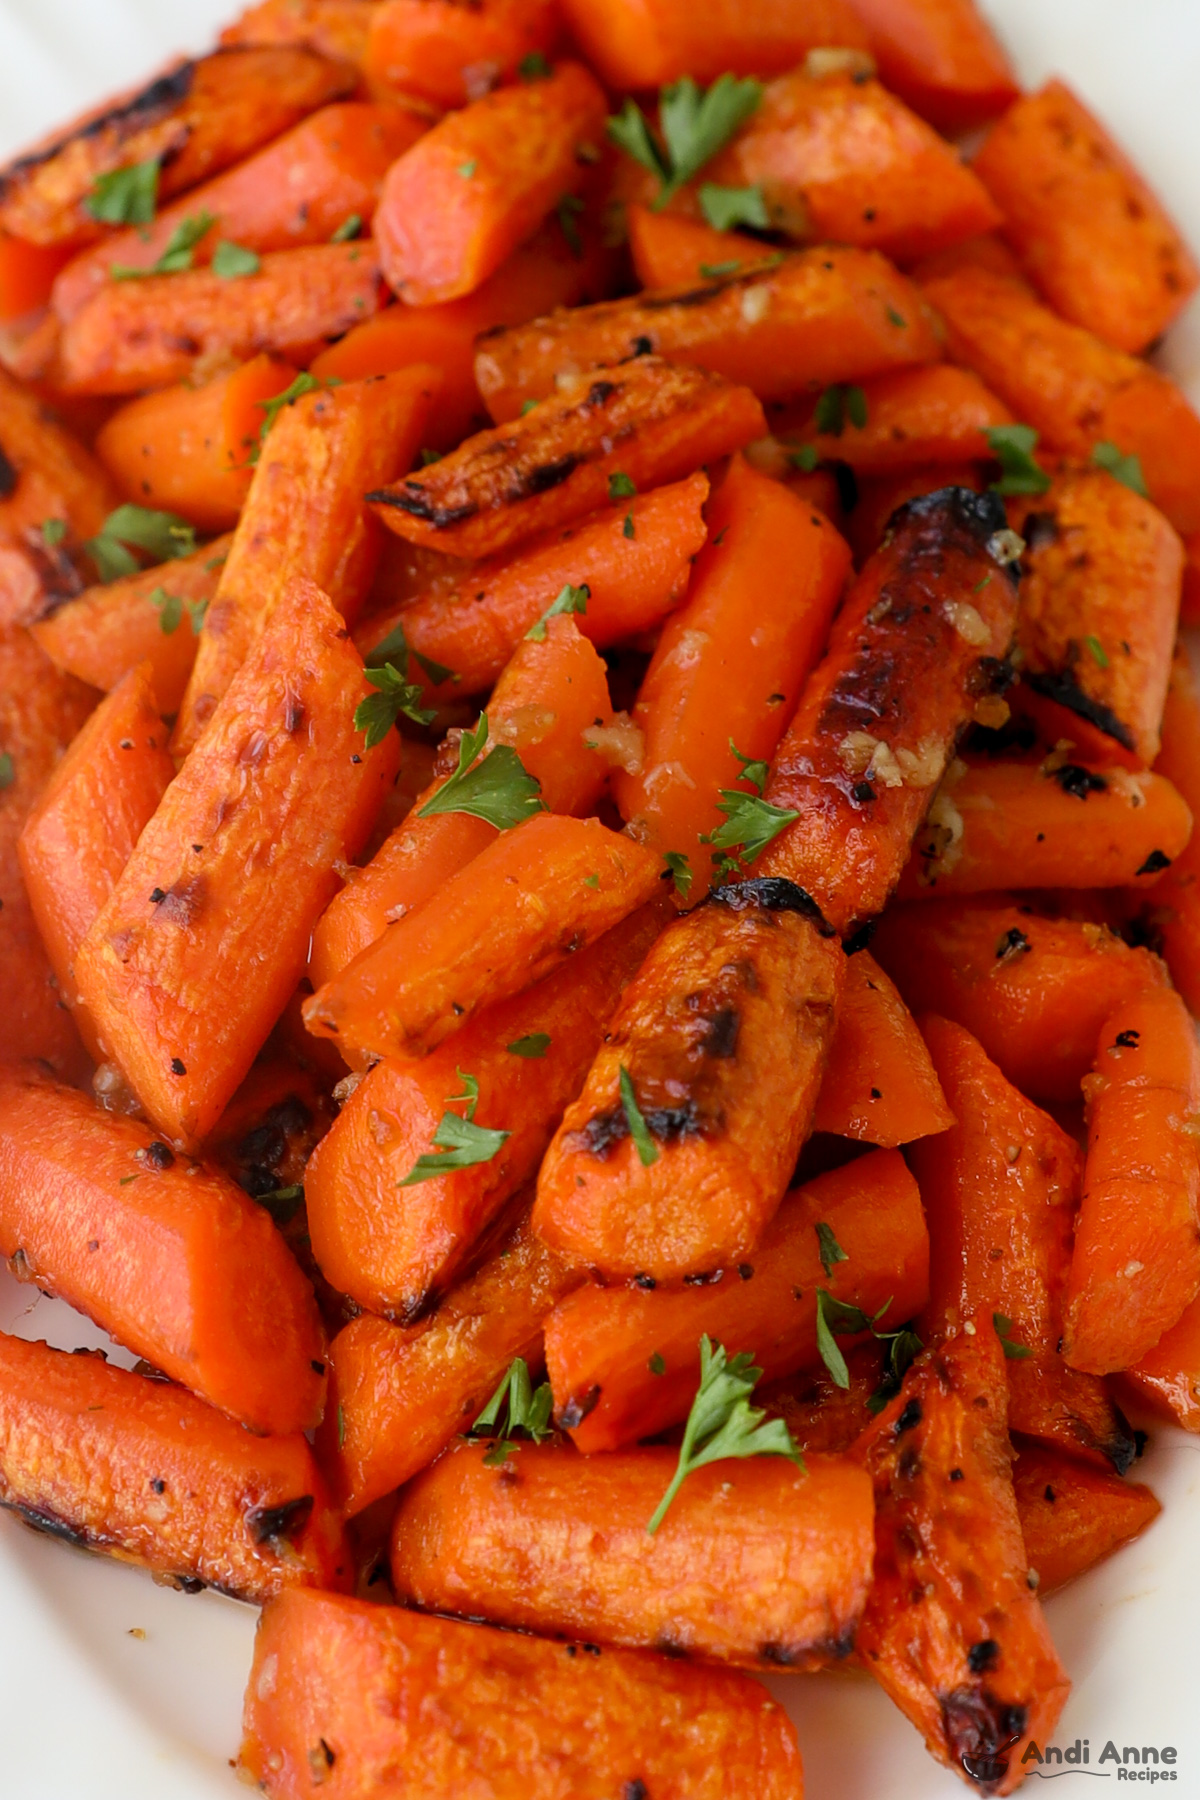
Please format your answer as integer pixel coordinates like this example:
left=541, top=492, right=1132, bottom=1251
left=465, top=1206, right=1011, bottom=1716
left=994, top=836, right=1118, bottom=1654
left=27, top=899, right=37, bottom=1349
left=608, top=75, right=762, bottom=212
left=984, top=424, right=1051, bottom=497
left=470, top=1356, right=554, bottom=1466
left=398, top=1069, right=510, bottom=1187
left=86, top=159, right=159, bottom=225
left=112, top=210, right=215, bottom=280
left=86, top=505, right=196, bottom=583
left=417, top=715, right=544, bottom=831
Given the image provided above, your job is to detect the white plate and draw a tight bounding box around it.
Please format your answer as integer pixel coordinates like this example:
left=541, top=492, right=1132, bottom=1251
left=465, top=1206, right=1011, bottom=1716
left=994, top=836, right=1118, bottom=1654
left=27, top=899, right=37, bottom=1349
left=2, top=4, right=1200, bottom=1795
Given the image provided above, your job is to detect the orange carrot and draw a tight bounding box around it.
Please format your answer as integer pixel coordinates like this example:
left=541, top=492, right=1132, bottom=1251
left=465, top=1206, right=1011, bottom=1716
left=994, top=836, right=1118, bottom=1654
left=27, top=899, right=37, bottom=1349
left=973, top=80, right=1199, bottom=353
left=1012, top=1443, right=1161, bottom=1598
left=543, top=1148, right=928, bottom=1453
left=0, top=1331, right=349, bottom=1602
left=558, top=0, right=869, bottom=87
left=842, top=0, right=1019, bottom=133
left=908, top=229, right=1029, bottom=286
left=813, top=950, right=954, bottom=1145
left=1127, top=649, right=1200, bottom=1013
left=1064, top=987, right=1200, bottom=1374
left=760, top=1342, right=886, bottom=1454
left=221, top=0, right=376, bottom=62
left=364, top=0, right=559, bottom=109
left=0, top=234, right=73, bottom=323
left=375, top=62, right=607, bottom=305
left=782, top=364, right=1012, bottom=474
left=0, top=1064, right=325, bottom=1433
left=73, top=577, right=399, bottom=1150
left=613, top=454, right=852, bottom=870
left=208, top=1057, right=336, bottom=1198
left=1122, top=1289, right=1200, bottom=1434
left=626, top=206, right=764, bottom=291
left=1182, top=529, right=1200, bottom=627
left=844, top=458, right=984, bottom=563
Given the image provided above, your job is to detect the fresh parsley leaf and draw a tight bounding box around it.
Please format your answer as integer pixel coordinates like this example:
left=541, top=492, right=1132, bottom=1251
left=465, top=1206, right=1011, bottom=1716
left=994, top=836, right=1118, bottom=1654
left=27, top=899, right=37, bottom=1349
left=41, top=519, right=67, bottom=547
left=698, top=182, right=768, bottom=231
left=337, top=1403, right=346, bottom=1448
left=702, top=790, right=798, bottom=865
left=330, top=212, right=362, bottom=243
left=1085, top=633, right=1110, bottom=670
left=618, top=1066, right=659, bottom=1168
left=865, top=1325, right=923, bottom=1414
left=845, top=384, right=869, bottom=429
left=607, top=98, right=670, bottom=187
left=86, top=505, right=196, bottom=582
left=526, top=581, right=589, bottom=642
left=789, top=444, right=819, bottom=473
left=354, top=663, right=436, bottom=746
left=398, top=1069, right=510, bottom=1187
left=623, top=512, right=635, bottom=539
left=520, top=399, right=539, bottom=416
left=814, top=384, right=868, bottom=438
left=648, top=1352, right=667, bottom=1375
left=608, top=471, right=637, bottom=501
left=816, top=1222, right=848, bottom=1279
left=211, top=239, right=260, bottom=279
left=729, top=739, right=768, bottom=796
left=608, top=75, right=761, bottom=210
left=85, top=158, right=159, bottom=225
left=1091, top=439, right=1148, bottom=496
left=365, top=619, right=456, bottom=686
left=419, top=448, right=443, bottom=467
left=556, top=192, right=585, bottom=257
left=814, top=1289, right=894, bottom=1389
left=0, top=752, right=14, bottom=790
left=700, top=258, right=744, bottom=277
left=257, top=372, right=323, bottom=444
left=148, top=587, right=183, bottom=634
left=520, top=51, right=551, bottom=79
left=985, top=424, right=1051, bottom=497
left=254, top=1183, right=305, bottom=1226
left=993, top=1311, right=1033, bottom=1360
left=418, top=714, right=545, bottom=830
left=647, top=1335, right=803, bottom=1533
left=507, top=1033, right=550, bottom=1058
left=470, top=1356, right=554, bottom=1466
left=111, top=209, right=216, bottom=280
left=886, top=306, right=907, bottom=329
left=663, top=849, right=693, bottom=900
left=458, top=159, right=478, bottom=179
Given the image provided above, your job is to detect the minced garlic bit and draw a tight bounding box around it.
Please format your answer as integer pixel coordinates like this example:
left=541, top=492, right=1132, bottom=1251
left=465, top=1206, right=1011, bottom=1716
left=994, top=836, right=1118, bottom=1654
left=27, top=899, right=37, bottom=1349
left=839, top=730, right=943, bottom=791
left=963, top=1320, right=977, bottom=1336
left=987, top=527, right=1025, bottom=566
left=1122, top=1260, right=1145, bottom=1278
left=943, top=600, right=991, bottom=647
left=584, top=714, right=644, bottom=775
left=805, top=45, right=877, bottom=80
left=972, top=694, right=1011, bottom=730
left=740, top=284, right=772, bottom=325
left=914, top=758, right=968, bottom=882
left=1107, top=766, right=1148, bottom=808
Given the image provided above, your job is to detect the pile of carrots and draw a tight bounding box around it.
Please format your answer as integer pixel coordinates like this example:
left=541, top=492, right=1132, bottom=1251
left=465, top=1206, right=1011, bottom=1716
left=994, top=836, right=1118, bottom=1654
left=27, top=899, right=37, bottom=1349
left=2, top=0, right=1200, bottom=1793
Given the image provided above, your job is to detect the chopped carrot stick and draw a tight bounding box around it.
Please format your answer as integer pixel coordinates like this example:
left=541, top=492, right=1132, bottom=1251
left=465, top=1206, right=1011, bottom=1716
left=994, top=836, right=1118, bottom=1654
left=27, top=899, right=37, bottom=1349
left=907, top=230, right=1028, bottom=286
left=842, top=0, right=1019, bottom=133
left=782, top=364, right=1012, bottom=474
left=0, top=1063, right=325, bottom=1433
left=0, top=234, right=73, bottom=323
left=845, top=458, right=984, bottom=564
left=221, top=0, right=376, bottom=62
left=1012, top=1443, right=1161, bottom=1597
left=626, top=206, right=764, bottom=290
left=364, top=0, right=559, bottom=109
left=0, top=1331, right=349, bottom=1602
left=1063, top=986, right=1200, bottom=1374
left=1126, top=649, right=1200, bottom=1013
left=759, top=1342, right=886, bottom=1455
left=813, top=950, right=954, bottom=1145
left=557, top=0, right=869, bottom=87
left=1181, top=529, right=1200, bottom=627
left=543, top=1147, right=928, bottom=1453
left=1122, top=1288, right=1200, bottom=1434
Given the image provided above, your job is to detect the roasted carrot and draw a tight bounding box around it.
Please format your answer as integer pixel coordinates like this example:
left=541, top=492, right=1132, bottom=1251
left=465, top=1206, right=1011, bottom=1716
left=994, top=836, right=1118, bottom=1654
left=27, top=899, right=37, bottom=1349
left=0, top=233, right=73, bottom=323
left=782, top=364, right=1012, bottom=475
left=1181, top=529, right=1200, bottom=627
left=355, top=472, right=708, bottom=702
left=908, top=230, right=1029, bottom=287
left=921, top=265, right=1200, bottom=537
left=872, top=896, right=1169, bottom=1105
left=208, top=1057, right=336, bottom=1198
left=221, top=0, right=375, bottom=62
left=0, top=1332, right=348, bottom=1602
left=375, top=63, right=607, bottom=305
left=845, top=458, right=984, bottom=564
left=58, top=243, right=385, bottom=397
left=558, top=0, right=869, bottom=87
left=0, top=46, right=354, bottom=247
left=899, top=758, right=1193, bottom=899
left=174, top=365, right=437, bottom=752
left=306, top=903, right=666, bottom=1319
left=392, top=1438, right=874, bottom=1672
left=1127, top=649, right=1200, bottom=1013
left=614, top=455, right=850, bottom=867
left=1063, top=986, right=1200, bottom=1375
left=973, top=80, right=1199, bottom=354
left=1011, top=1443, right=1160, bottom=1598
left=759, top=1342, right=885, bottom=1454
left=0, top=1064, right=325, bottom=1432
left=1122, top=1288, right=1200, bottom=1434
left=813, top=950, right=954, bottom=1144
left=911, top=1015, right=1135, bottom=1472
left=74, top=577, right=399, bottom=1150
left=474, top=249, right=941, bottom=422
left=626, top=206, right=764, bottom=291
left=239, top=1588, right=804, bottom=1800
left=365, top=0, right=559, bottom=109
left=843, top=0, right=1019, bottom=132
left=30, top=533, right=230, bottom=714
left=320, top=1209, right=580, bottom=1514
left=851, top=1324, right=1071, bottom=1794
left=543, top=1147, right=927, bottom=1453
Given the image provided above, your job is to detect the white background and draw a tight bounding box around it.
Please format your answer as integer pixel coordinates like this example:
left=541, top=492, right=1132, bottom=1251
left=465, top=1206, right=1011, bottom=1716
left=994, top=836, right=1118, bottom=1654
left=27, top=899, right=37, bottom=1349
left=2, top=3, right=1200, bottom=1795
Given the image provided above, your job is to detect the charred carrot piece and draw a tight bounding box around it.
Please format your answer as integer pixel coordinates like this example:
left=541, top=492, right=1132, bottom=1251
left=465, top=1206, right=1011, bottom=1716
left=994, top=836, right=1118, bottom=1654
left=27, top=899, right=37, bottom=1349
left=306, top=903, right=667, bottom=1319
left=844, top=0, right=1019, bottom=132
left=1122, top=1288, right=1200, bottom=1433
left=759, top=1342, right=886, bottom=1455
left=813, top=950, right=954, bottom=1145
left=174, top=365, right=437, bottom=753
left=1064, top=987, right=1200, bottom=1375
left=58, top=243, right=385, bottom=397
left=369, top=357, right=765, bottom=562
left=305, top=815, right=661, bottom=1061
left=364, top=0, right=559, bottom=109
left=474, top=248, right=941, bottom=423
left=973, top=80, right=1199, bottom=353
left=0, top=46, right=354, bottom=247
left=355, top=472, right=708, bottom=702
left=221, top=0, right=375, bottom=62
left=1011, top=1443, right=1160, bottom=1598
left=320, top=1210, right=581, bottom=1514
left=558, top=0, right=868, bottom=87
left=1126, top=649, right=1200, bottom=1013
left=544, top=1147, right=929, bottom=1453
left=30, top=532, right=230, bottom=714
left=626, top=206, right=764, bottom=291
left=239, top=1588, right=804, bottom=1800
left=208, top=1057, right=336, bottom=1200
left=392, top=1438, right=874, bottom=1673
left=845, top=458, right=984, bottom=564
left=898, top=759, right=1193, bottom=900
left=0, top=1332, right=349, bottom=1602
left=782, top=364, right=1012, bottom=474
left=74, top=577, right=399, bottom=1150
left=0, top=1064, right=325, bottom=1432
left=872, top=896, right=1168, bottom=1106
left=613, top=454, right=852, bottom=869
left=0, top=233, right=73, bottom=323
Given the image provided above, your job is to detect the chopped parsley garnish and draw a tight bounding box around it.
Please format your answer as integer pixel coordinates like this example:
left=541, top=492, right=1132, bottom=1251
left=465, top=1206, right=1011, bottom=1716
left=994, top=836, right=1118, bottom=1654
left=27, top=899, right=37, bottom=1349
left=729, top=739, right=768, bottom=796
left=520, top=51, right=551, bottom=80
left=365, top=618, right=455, bottom=686
left=619, top=1066, right=659, bottom=1167
left=607, top=74, right=762, bottom=210
left=702, top=790, right=798, bottom=866
left=254, top=1184, right=305, bottom=1226
left=112, top=209, right=215, bottom=280
left=354, top=662, right=436, bottom=746
left=700, top=258, right=744, bottom=277
left=507, top=1033, right=550, bottom=1058
left=470, top=1356, right=554, bottom=1466
left=330, top=212, right=363, bottom=243
left=1091, top=439, right=1148, bottom=496
left=86, top=505, right=196, bottom=582
left=398, top=1068, right=510, bottom=1187
left=814, top=383, right=868, bottom=437
left=813, top=1287, right=923, bottom=1408
left=1085, top=634, right=1110, bottom=669
left=663, top=850, right=693, bottom=900
left=210, top=239, right=260, bottom=279
left=789, top=444, right=819, bottom=472
left=418, top=714, right=544, bottom=831
left=984, top=424, right=1051, bottom=497
left=41, top=518, right=67, bottom=547
left=815, top=1222, right=848, bottom=1279
left=556, top=192, right=585, bottom=257
left=623, top=512, right=635, bottom=539
left=993, top=1312, right=1033, bottom=1360
left=85, top=158, right=159, bottom=225
left=648, top=1352, right=667, bottom=1375
left=149, top=587, right=206, bottom=636
left=526, top=581, right=589, bottom=642
left=257, top=372, right=340, bottom=450
left=608, top=471, right=637, bottom=501
left=0, top=752, right=14, bottom=790
left=698, top=182, right=768, bottom=231
left=458, top=159, right=478, bottom=179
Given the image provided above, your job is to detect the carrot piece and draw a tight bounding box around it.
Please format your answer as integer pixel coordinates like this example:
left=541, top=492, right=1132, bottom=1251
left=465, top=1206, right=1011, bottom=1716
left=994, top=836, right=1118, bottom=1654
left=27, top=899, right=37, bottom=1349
left=93, top=355, right=298, bottom=533
left=1122, top=1288, right=1200, bottom=1433
left=533, top=888, right=845, bottom=1281
left=73, top=577, right=399, bottom=1150
left=320, top=1210, right=580, bottom=1514
left=908, top=230, right=1028, bottom=286
left=0, top=234, right=73, bottom=323
left=813, top=950, right=953, bottom=1145
left=872, top=896, right=1169, bottom=1106
left=371, top=355, right=763, bottom=560
left=0, top=1064, right=325, bottom=1432
left=375, top=63, right=607, bottom=306
left=52, top=102, right=425, bottom=323
left=57, top=243, right=385, bottom=397
left=973, top=81, right=1199, bottom=354
left=543, top=1148, right=928, bottom=1454
left=1063, top=987, right=1200, bottom=1375
left=850, top=1324, right=1070, bottom=1792
left=364, top=0, right=559, bottom=109
left=473, top=249, right=941, bottom=423
left=898, top=759, right=1194, bottom=900
left=305, top=815, right=661, bottom=1061
left=306, top=903, right=667, bottom=1319
left=18, top=663, right=173, bottom=1057
left=842, top=0, right=1019, bottom=133
left=1181, top=530, right=1200, bottom=627
left=174, top=365, right=437, bottom=753
left=0, top=1331, right=349, bottom=1601
left=355, top=471, right=709, bottom=702
left=391, top=1438, right=874, bottom=1673
left=845, top=458, right=984, bottom=564
left=626, top=206, right=764, bottom=290
left=759, top=1342, right=886, bottom=1454
left=783, top=364, right=1012, bottom=475
left=208, top=1057, right=336, bottom=1195
left=613, top=454, right=852, bottom=868
left=30, top=533, right=230, bottom=714
left=0, top=46, right=354, bottom=248
left=0, top=363, right=122, bottom=628
left=921, top=265, right=1200, bottom=536
left=1128, top=649, right=1200, bottom=1013
left=757, top=486, right=1020, bottom=934
left=221, top=0, right=376, bottom=62
left=1011, top=1442, right=1160, bottom=1598
left=558, top=0, right=869, bottom=87
left=911, top=1015, right=1135, bottom=1472
left=239, top=1588, right=804, bottom=1799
